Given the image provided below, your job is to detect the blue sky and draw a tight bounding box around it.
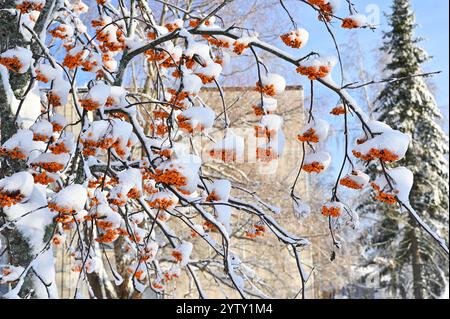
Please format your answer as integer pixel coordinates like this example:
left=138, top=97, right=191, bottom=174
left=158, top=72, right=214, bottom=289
left=79, top=0, right=449, bottom=117
left=277, top=0, right=449, bottom=113
left=408, top=0, right=449, bottom=108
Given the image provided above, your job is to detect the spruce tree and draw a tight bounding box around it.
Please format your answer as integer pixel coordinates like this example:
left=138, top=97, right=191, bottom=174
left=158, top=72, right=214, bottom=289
left=358, top=0, right=449, bottom=299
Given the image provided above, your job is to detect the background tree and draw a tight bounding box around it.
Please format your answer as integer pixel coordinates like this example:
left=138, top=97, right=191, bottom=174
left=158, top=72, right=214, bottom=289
left=357, top=0, right=449, bottom=299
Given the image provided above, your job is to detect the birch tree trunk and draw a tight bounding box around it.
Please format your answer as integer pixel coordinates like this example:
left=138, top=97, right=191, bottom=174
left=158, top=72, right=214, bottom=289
left=0, top=0, right=58, bottom=298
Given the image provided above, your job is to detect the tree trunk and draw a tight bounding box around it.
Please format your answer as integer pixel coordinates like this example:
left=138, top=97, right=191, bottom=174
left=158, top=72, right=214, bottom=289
left=0, top=1, right=34, bottom=297
left=410, top=223, right=425, bottom=299
left=0, top=0, right=58, bottom=298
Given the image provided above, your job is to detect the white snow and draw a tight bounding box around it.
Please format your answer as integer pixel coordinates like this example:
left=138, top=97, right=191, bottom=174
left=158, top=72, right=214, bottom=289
left=374, top=167, right=414, bottom=204
left=29, top=152, right=70, bottom=169
left=173, top=241, right=193, bottom=267
left=299, top=118, right=330, bottom=142
left=180, top=106, right=215, bottom=132
left=195, top=62, right=222, bottom=81
left=303, top=151, right=331, bottom=171
left=353, top=128, right=410, bottom=162
left=282, top=28, right=309, bottom=48
left=84, top=82, right=111, bottom=107
left=30, top=119, right=53, bottom=139
left=0, top=47, right=33, bottom=74
left=50, top=114, right=66, bottom=129
left=95, top=203, right=121, bottom=228
left=293, top=200, right=311, bottom=218
left=106, top=86, right=127, bottom=107
left=51, top=184, right=87, bottom=213
left=207, top=179, right=232, bottom=202
left=262, top=97, right=278, bottom=112
left=182, top=72, right=203, bottom=95
left=346, top=14, right=368, bottom=27
left=342, top=170, right=370, bottom=189
left=47, top=78, right=71, bottom=106
left=0, top=171, right=34, bottom=199
left=35, top=63, right=62, bottom=82
left=260, top=73, right=286, bottom=95
left=260, top=114, right=284, bottom=132
left=1, top=129, right=34, bottom=156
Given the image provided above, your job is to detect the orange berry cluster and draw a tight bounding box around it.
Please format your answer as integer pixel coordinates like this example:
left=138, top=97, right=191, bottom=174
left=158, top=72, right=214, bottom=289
left=48, top=26, right=70, bottom=39
left=96, top=28, right=125, bottom=53
left=31, top=162, right=64, bottom=173
left=51, top=122, right=64, bottom=132
left=0, top=190, right=24, bottom=207
left=144, top=49, right=165, bottom=62
left=203, top=35, right=231, bottom=49
left=52, top=235, right=64, bottom=246
left=35, top=70, right=49, bottom=83
left=233, top=41, right=249, bottom=55
left=153, top=169, right=187, bottom=189
left=371, top=183, right=398, bottom=205
left=0, top=57, right=23, bottom=73
left=0, top=147, right=26, bottom=160
left=322, top=205, right=341, bottom=217
left=252, top=105, right=266, bottom=116
left=306, top=0, right=334, bottom=22
left=177, top=114, right=204, bottom=134
left=15, top=1, right=44, bottom=14
left=302, top=162, right=325, bottom=173
left=339, top=175, right=364, bottom=190
left=96, top=229, right=120, bottom=243
left=81, top=58, right=99, bottom=72
left=79, top=98, right=101, bottom=111
left=147, top=197, right=176, bottom=210
left=81, top=136, right=114, bottom=156
left=255, top=82, right=276, bottom=97
left=196, top=73, right=215, bottom=85
left=203, top=220, right=219, bottom=233
left=49, top=142, right=69, bottom=155
left=245, top=222, right=267, bottom=239
left=47, top=92, right=62, bottom=107
left=206, top=191, right=220, bottom=202
left=108, top=193, right=127, bottom=207
left=165, top=22, right=181, bottom=32
left=330, top=105, right=346, bottom=116
left=149, top=123, right=168, bottom=136
left=352, top=148, right=399, bottom=162
left=62, top=51, right=86, bottom=69
left=189, top=18, right=212, bottom=28
left=33, top=171, right=55, bottom=185
left=167, top=89, right=190, bottom=109
left=296, top=65, right=331, bottom=80
left=341, top=18, right=360, bottom=29
left=33, top=133, right=51, bottom=142
left=297, top=128, right=319, bottom=143
left=171, top=250, right=183, bottom=262
left=280, top=32, right=306, bottom=49
left=163, top=271, right=179, bottom=282
left=153, top=110, right=170, bottom=120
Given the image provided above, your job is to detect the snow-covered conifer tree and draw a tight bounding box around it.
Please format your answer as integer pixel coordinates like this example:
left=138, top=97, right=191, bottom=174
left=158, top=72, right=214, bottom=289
left=359, top=0, right=449, bottom=299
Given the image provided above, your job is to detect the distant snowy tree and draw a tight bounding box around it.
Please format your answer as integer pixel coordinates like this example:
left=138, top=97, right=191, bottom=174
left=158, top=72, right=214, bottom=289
left=358, top=0, right=449, bottom=299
